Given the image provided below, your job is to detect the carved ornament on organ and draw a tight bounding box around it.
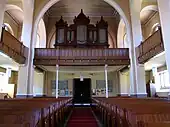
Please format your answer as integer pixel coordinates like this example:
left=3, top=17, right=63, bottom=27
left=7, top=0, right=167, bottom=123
left=54, top=9, right=108, bottom=48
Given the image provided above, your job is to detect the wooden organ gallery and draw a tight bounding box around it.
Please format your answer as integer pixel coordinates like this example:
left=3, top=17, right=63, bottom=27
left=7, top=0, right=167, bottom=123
left=34, top=9, right=130, bottom=66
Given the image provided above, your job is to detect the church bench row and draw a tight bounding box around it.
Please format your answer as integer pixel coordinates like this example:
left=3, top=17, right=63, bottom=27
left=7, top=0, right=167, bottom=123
left=138, top=122, right=170, bottom=127
left=0, top=98, right=72, bottom=127
left=0, top=98, right=72, bottom=126
left=92, top=97, right=170, bottom=127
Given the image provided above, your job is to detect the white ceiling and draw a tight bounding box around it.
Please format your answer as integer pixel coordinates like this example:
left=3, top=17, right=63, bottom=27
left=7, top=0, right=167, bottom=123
left=5, top=0, right=23, bottom=25
left=140, top=10, right=157, bottom=25
left=0, top=52, right=19, bottom=71
left=144, top=52, right=166, bottom=71
left=46, top=0, right=119, bottom=19
left=6, top=9, right=23, bottom=24
left=140, top=0, right=158, bottom=25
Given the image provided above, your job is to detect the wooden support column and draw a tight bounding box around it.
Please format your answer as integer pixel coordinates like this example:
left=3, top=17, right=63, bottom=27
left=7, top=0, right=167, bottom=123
left=56, top=64, right=59, bottom=98
left=105, top=64, right=108, bottom=98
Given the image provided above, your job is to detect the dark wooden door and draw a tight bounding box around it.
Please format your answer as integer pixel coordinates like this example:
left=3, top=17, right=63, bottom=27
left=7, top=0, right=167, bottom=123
left=73, top=78, right=91, bottom=103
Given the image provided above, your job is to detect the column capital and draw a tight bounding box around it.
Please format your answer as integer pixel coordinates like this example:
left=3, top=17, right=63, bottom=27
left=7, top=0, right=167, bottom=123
left=105, top=64, right=108, bottom=69
left=138, top=64, right=145, bottom=67
left=56, top=64, right=59, bottom=70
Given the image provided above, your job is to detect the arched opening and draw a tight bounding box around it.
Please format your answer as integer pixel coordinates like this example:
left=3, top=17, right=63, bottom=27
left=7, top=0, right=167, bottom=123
left=140, top=5, right=160, bottom=40
left=33, top=0, right=131, bottom=49
left=4, top=4, right=23, bottom=40
left=36, top=18, right=46, bottom=48
left=31, top=0, right=133, bottom=98
left=117, top=19, right=128, bottom=48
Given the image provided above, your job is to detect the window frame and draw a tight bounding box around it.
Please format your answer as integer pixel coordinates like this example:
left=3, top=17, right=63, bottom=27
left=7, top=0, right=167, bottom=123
left=158, top=70, right=170, bottom=89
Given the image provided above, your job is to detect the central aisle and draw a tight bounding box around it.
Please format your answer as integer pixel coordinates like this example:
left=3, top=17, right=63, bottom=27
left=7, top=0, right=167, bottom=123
left=67, top=107, right=99, bottom=127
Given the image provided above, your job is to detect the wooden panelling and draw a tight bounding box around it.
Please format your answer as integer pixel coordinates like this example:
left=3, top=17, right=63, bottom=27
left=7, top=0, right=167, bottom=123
left=0, top=28, right=28, bottom=64
left=34, top=48, right=130, bottom=66
left=138, top=27, right=164, bottom=64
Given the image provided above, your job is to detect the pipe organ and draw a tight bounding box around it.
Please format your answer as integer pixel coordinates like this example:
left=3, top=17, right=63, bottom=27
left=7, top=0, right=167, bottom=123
left=54, top=9, right=108, bottom=48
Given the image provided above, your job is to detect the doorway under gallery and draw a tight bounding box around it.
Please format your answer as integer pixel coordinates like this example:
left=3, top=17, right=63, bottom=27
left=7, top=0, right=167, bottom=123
left=73, top=78, right=91, bottom=104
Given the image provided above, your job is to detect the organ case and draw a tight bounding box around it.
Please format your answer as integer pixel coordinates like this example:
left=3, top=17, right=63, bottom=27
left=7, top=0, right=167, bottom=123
left=54, top=9, right=108, bottom=48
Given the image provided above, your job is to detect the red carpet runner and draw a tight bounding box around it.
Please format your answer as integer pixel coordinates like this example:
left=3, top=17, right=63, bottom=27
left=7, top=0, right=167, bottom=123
left=67, top=107, right=99, bottom=127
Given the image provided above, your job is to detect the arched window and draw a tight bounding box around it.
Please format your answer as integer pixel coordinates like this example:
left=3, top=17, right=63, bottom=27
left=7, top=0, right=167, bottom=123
left=123, top=33, right=128, bottom=48
left=3, top=23, right=14, bottom=35
left=117, top=19, right=126, bottom=48
left=36, top=19, right=46, bottom=48
left=150, top=23, right=160, bottom=35
left=35, top=34, right=40, bottom=48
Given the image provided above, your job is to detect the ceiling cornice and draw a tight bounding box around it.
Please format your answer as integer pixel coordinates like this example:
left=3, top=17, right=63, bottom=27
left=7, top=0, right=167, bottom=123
left=48, top=12, right=119, bottom=18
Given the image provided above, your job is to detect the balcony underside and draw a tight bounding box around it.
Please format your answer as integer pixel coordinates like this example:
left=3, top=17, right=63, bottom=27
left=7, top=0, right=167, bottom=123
left=0, top=42, right=26, bottom=64
left=34, top=48, right=130, bottom=66
left=34, top=59, right=130, bottom=66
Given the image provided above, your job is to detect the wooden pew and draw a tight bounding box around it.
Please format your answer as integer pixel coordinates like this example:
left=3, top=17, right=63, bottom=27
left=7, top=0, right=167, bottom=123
left=138, top=121, right=170, bottom=127
left=92, top=97, right=170, bottom=127
left=0, top=97, right=72, bottom=127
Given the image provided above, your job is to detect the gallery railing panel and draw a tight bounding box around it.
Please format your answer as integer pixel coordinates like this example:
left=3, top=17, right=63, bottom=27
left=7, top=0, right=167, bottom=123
left=34, top=48, right=130, bottom=66
left=138, top=27, right=164, bottom=64
left=0, top=28, right=28, bottom=64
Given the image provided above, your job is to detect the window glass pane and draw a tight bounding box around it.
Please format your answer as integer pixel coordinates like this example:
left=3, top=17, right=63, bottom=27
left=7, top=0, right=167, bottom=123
left=0, top=72, right=7, bottom=93
left=155, top=26, right=159, bottom=32
left=123, top=34, right=128, bottom=48
left=71, top=31, right=74, bottom=41
left=67, top=31, right=70, bottom=41
left=36, top=34, right=40, bottom=48
left=94, top=31, right=97, bottom=42
left=77, top=25, right=87, bottom=44
left=158, top=71, right=170, bottom=89
left=164, top=72, right=170, bottom=87
left=57, top=29, right=64, bottom=43
left=89, top=31, right=93, bottom=41
left=51, top=80, right=69, bottom=96
left=5, top=26, right=8, bottom=31
left=99, top=29, right=106, bottom=43
left=161, top=73, right=164, bottom=87
left=95, top=80, right=113, bottom=96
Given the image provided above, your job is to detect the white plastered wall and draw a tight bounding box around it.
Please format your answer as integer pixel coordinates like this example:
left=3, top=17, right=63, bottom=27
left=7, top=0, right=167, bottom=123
left=45, top=71, right=119, bottom=97
left=33, top=70, right=44, bottom=96
left=119, top=70, right=130, bottom=95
